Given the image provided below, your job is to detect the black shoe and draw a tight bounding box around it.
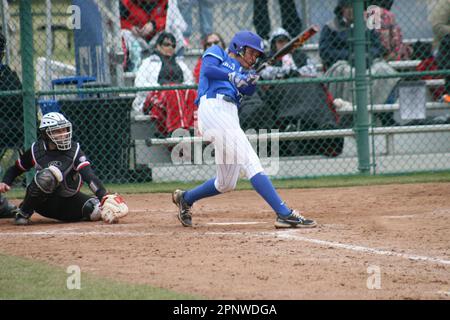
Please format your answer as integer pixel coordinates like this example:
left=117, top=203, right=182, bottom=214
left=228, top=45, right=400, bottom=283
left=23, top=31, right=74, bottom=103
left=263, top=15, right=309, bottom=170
left=275, top=210, right=317, bottom=229
left=0, top=196, right=17, bottom=219
left=172, top=189, right=193, bottom=227
left=13, top=208, right=31, bottom=226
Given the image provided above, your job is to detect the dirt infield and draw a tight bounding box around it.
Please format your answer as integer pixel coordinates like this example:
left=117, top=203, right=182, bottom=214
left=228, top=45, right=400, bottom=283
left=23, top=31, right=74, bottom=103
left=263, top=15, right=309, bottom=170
left=1, top=183, right=449, bottom=299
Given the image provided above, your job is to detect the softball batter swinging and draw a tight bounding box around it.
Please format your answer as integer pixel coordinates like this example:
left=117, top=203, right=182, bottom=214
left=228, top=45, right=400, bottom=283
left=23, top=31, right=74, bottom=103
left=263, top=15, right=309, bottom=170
left=172, top=30, right=316, bottom=229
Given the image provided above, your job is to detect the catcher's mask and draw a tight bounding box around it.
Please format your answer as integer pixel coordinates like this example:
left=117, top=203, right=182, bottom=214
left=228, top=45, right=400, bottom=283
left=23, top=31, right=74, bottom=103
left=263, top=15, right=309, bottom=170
left=39, top=112, right=72, bottom=150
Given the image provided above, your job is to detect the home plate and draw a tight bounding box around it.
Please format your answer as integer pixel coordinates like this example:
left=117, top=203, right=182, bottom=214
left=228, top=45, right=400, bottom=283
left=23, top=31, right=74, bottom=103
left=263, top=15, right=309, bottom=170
left=206, top=221, right=268, bottom=226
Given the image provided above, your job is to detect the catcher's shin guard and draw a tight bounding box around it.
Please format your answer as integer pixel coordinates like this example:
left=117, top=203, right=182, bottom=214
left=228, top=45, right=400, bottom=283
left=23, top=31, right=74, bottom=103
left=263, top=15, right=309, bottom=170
left=82, top=197, right=101, bottom=221
left=13, top=207, right=32, bottom=225
left=172, top=189, right=192, bottom=227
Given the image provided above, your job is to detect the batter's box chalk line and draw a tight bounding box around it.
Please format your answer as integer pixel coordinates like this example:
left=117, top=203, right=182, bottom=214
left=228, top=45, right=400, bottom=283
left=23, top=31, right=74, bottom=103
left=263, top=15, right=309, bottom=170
left=205, top=229, right=450, bottom=266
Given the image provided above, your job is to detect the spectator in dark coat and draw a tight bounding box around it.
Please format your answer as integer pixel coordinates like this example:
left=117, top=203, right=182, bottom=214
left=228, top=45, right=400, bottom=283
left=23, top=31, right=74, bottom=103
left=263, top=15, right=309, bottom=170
left=0, top=32, right=23, bottom=151
left=319, top=0, right=384, bottom=70
left=0, top=31, right=22, bottom=219
left=319, top=0, right=400, bottom=125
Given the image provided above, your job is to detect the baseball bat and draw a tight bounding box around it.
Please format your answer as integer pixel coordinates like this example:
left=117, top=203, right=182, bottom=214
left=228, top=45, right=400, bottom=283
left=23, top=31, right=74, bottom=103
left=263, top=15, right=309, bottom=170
left=256, top=25, right=320, bottom=73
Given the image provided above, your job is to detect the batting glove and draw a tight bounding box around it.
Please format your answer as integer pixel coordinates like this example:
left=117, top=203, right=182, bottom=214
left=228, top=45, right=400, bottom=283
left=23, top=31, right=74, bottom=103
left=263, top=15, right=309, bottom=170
left=229, top=72, right=258, bottom=88
left=245, top=70, right=260, bottom=85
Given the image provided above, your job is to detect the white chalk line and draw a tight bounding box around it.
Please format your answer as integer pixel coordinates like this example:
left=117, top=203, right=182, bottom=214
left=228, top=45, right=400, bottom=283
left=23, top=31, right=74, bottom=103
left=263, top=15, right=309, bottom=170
left=0, top=230, right=164, bottom=237
left=206, top=230, right=450, bottom=266
left=1, top=226, right=449, bottom=266
left=382, top=215, right=416, bottom=219
left=277, top=230, right=450, bottom=265
left=206, top=221, right=268, bottom=226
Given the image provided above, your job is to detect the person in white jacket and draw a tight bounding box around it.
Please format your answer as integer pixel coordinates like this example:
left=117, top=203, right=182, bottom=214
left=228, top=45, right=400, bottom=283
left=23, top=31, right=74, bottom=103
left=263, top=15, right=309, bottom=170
left=132, top=32, right=193, bottom=113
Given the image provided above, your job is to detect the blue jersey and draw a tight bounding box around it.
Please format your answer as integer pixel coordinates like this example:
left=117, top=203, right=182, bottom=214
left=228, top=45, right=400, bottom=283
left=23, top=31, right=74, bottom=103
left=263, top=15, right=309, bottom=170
left=196, top=45, right=244, bottom=106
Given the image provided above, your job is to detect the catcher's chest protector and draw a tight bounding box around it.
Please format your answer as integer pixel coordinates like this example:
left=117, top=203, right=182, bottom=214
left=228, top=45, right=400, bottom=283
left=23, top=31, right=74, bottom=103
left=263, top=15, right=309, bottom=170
left=32, top=140, right=82, bottom=197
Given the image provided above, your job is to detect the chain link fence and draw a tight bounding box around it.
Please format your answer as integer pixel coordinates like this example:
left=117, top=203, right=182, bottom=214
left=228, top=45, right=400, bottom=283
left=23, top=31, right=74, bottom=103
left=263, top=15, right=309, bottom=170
left=0, top=0, right=449, bottom=187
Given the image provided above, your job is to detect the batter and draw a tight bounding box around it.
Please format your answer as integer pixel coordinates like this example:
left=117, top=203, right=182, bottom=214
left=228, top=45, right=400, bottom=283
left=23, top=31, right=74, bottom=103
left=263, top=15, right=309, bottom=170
left=172, top=30, right=316, bottom=229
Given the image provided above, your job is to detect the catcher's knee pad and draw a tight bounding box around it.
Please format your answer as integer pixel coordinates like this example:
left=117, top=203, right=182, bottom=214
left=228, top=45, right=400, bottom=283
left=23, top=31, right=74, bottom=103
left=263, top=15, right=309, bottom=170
left=82, top=197, right=101, bottom=221
left=34, top=166, right=63, bottom=194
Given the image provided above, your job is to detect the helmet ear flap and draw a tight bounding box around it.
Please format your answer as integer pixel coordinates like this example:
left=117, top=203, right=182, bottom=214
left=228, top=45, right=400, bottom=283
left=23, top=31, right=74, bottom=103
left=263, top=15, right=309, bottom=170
left=238, top=47, right=245, bottom=57
left=232, top=42, right=243, bottom=56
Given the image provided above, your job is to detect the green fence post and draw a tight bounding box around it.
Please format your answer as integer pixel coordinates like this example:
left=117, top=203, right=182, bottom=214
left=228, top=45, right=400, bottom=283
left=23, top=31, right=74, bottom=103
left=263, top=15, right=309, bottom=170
left=353, top=0, right=371, bottom=174
left=20, top=0, right=36, bottom=183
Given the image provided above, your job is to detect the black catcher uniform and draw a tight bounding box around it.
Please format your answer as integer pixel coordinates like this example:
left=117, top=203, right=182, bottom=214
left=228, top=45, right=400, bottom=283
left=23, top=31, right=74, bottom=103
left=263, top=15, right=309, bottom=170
left=1, top=113, right=107, bottom=225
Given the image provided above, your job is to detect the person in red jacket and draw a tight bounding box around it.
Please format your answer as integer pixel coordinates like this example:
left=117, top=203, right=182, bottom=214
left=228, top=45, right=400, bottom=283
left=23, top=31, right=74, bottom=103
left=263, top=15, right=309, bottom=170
left=120, top=0, right=168, bottom=42
left=193, top=32, right=225, bottom=83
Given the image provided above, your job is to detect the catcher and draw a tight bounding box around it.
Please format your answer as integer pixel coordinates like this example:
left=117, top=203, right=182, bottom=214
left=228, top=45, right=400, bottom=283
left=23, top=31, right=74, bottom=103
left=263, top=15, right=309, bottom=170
left=0, top=112, right=128, bottom=225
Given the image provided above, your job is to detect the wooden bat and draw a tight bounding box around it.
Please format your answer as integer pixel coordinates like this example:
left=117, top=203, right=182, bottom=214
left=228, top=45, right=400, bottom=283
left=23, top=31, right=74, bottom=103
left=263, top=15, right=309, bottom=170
left=256, top=25, right=320, bottom=73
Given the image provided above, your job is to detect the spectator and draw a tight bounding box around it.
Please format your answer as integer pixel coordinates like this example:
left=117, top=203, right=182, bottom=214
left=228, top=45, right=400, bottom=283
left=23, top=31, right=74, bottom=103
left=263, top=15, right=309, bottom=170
left=260, top=27, right=317, bottom=80
left=319, top=0, right=384, bottom=70
left=120, top=0, right=168, bottom=42
left=368, top=0, right=412, bottom=61
left=0, top=32, right=23, bottom=157
left=0, top=31, right=21, bottom=219
left=430, top=0, right=450, bottom=103
left=413, top=41, right=445, bottom=102
left=193, top=32, right=226, bottom=83
left=319, top=0, right=400, bottom=119
left=120, top=0, right=168, bottom=71
left=253, top=0, right=303, bottom=42
left=132, top=32, right=196, bottom=136
left=178, top=0, right=214, bottom=48
left=255, top=28, right=343, bottom=157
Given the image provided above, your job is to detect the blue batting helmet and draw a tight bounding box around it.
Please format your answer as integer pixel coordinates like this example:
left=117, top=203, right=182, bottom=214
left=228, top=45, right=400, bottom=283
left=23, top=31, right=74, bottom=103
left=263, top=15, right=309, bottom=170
left=228, top=30, right=265, bottom=56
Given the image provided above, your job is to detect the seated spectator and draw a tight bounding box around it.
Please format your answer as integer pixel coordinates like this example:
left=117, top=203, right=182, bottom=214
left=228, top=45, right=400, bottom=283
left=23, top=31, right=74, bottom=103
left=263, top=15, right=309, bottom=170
left=413, top=41, right=445, bottom=102
left=430, top=0, right=450, bottom=103
left=132, top=32, right=196, bottom=136
left=260, top=27, right=317, bottom=80
left=0, top=31, right=23, bottom=212
left=245, top=28, right=343, bottom=157
left=120, top=0, right=168, bottom=42
left=0, top=32, right=23, bottom=153
left=193, top=32, right=226, bottom=83
left=369, top=0, right=412, bottom=61
left=319, top=0, right=400, bottom=126
left=120, top=0, right=168, bottom=71
left=319, top=0, right=384, bottom=71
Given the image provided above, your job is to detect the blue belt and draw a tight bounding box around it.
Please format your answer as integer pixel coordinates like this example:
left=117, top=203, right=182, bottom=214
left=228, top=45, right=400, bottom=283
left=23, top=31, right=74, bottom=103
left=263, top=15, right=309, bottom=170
left=205, top=93, right=237, bottom=104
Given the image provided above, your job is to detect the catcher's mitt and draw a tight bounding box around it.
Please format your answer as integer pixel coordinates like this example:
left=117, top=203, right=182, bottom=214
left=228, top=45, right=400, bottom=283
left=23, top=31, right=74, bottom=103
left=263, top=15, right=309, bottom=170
left=100, top=193, right=128, bottom=224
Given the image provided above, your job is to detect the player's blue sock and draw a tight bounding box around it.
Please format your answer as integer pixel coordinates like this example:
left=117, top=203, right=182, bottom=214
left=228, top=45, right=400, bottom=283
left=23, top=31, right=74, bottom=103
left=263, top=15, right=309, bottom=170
left=183, top=178, right=220, bottom=206
left=250, top=172, right=291, bottom=216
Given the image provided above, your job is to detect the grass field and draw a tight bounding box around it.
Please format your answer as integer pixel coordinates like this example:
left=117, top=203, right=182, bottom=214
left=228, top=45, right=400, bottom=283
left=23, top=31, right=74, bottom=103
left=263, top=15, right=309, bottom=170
left=0, top=254, right=199, bottom=300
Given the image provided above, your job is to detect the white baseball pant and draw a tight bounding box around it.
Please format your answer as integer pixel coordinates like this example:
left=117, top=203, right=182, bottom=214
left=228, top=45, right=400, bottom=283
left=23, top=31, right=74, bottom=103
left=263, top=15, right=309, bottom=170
left=198, top=95, right=264, bottom=193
